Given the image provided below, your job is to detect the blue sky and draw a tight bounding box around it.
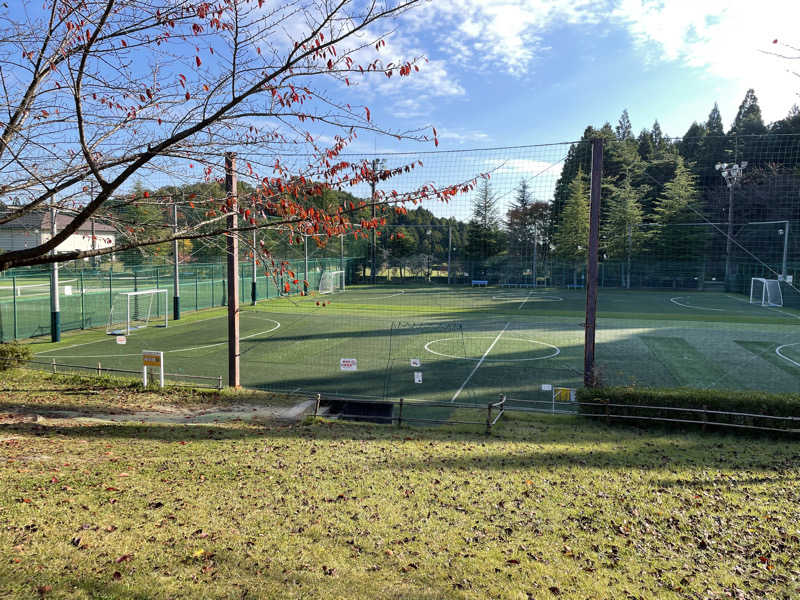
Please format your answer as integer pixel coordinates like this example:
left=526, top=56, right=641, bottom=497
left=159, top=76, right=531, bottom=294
left=350, top=0, right=799, bottom=153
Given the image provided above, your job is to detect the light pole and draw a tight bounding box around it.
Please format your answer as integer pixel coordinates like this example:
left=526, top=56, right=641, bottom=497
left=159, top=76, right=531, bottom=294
left=426, top=228, right=432, bottom=282
left=716, top=161, right=747, bottom=286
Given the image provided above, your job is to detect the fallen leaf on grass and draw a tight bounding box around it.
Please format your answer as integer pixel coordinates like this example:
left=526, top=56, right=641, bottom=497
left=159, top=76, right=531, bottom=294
left=115, top=554, right=133, bottom=563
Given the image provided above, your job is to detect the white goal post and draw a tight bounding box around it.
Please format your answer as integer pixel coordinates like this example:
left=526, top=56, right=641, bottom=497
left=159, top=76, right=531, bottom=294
left=107, top=289, right=168, bottom=335
left=319, top=271, right=345, bottom=295
left=749, top=277, right=783, bottom=307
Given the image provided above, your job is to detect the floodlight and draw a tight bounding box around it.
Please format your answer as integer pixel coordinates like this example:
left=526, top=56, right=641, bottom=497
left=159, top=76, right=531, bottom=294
left=741, top=161, right=748, bottom=168
left=715, top=163, right=722, bottom=171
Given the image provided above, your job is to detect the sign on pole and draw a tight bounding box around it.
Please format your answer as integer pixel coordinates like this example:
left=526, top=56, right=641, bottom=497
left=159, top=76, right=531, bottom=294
left=339, top=358, right=358, bottom=371
left=142, top=350, right=164, bottom=388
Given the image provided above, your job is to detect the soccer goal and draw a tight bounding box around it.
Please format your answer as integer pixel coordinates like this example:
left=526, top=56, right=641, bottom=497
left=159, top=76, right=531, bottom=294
left=749, top=277, right=783, bottom=307
left=107, top=289, right=168, bottom=335
left=319, top=271, right=345, bottom=295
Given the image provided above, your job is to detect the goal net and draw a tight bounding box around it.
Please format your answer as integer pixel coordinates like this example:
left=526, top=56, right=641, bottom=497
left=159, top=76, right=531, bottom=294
left=319, top=270, right=345, bottom=295
left=107, top=289, right=168, bottom=335
left=749, top=278, right=783, bottom=307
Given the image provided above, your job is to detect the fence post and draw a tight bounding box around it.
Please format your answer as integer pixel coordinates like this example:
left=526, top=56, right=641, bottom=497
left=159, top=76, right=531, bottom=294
left=314, top=393, right=321, bottom=418
left=12, top=276, right=17, bottom=340
left=397, top=397, right=404, bottom=427
left=702, top=405, right=708, bottom=432
left=195, top=270, right=199, bottom=311
left=97, top=362, right=102, bottom=376
left=217, top=375, right=222, bottom=391
left=52, top=358, right=56, bottom=374
left=211, top=264, right=215, bottom=307
left=486, top=401, right=493, bottom=435
left=80, top=271, right=85, bottom=329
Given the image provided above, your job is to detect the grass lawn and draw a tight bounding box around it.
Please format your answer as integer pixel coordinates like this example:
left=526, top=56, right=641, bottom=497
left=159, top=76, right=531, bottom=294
left=1, top=370, right=799, bottom=599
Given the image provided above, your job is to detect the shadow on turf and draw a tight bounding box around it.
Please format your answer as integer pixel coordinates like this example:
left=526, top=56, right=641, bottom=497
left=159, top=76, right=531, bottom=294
left=2, top=416, right=796, bottom=475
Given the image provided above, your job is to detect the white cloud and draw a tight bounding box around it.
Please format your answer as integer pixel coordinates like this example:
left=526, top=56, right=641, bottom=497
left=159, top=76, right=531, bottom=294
left=612, top=0, right=800, bottom=122
left=406, top=1, right=609, bottom=76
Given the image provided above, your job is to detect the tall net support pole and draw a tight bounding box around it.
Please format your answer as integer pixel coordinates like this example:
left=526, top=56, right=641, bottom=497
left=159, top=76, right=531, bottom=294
left=226, top=152, right=240, bottom=388
left=304, top=234, right=309, bottom=295
left=49, top=202, right=61, bottom=342
left=370, top=158, right=379, bottom=284
left=252, top=229, right=258, bottom=305
left=584, top=138, right=603, bottom=387
left=782, top=221, right=790, bottom=281
left=172, top=198, right=180, bottom=320
left=447, top=220, right=452, bottom=284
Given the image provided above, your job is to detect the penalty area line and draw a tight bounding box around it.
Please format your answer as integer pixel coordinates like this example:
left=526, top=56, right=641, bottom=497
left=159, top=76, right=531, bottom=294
left=450, top=321, right=509, bottom=403
left=518, top=291, right=533, bottom=310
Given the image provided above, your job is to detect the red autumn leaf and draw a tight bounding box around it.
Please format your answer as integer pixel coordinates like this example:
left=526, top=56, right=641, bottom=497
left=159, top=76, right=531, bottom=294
left=364, top=106, right=370, bottom=121
left=292, top=279, right=299, bottom=285
left=288, top=270, right=295, bottom=278
left=284, top=282, right=290, bottom=293
left=143, top=192, right=149, bottom=198
left=185, top=92, right=191, bottom=100
left=195, top=56, right=202, bottom=67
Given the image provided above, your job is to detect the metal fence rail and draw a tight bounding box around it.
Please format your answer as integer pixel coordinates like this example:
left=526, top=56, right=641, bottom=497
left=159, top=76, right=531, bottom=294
left=27, top=359, right=223, bottom=390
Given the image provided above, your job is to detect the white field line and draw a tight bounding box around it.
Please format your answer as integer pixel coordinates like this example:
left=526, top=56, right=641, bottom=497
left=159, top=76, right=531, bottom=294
left=34, top=312, right=278, bottom=357
left=450, top=321, right=509, bottom=403
left=669, top=296, right=724, bottom=311
left=776, top=343, right=800, bottom=368
left=518, top=291, right=533, bottom=310
left=364, top=291, right=405, bottom=300
left=725, top=293, right=800, bottom=320
left=768, top=307, right=800, bottom=321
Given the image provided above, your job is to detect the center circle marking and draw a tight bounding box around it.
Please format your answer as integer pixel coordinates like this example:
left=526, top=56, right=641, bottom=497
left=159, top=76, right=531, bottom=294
left=424, top=336, right=560, bottom=362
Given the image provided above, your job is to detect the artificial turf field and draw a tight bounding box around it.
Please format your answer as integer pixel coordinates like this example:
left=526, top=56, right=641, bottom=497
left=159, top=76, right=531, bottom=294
left=28, top=284, right=800, bottom=402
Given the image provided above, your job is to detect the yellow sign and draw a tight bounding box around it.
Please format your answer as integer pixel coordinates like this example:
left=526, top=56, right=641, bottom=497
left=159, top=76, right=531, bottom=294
left=142, top=351, right=163, bottom=367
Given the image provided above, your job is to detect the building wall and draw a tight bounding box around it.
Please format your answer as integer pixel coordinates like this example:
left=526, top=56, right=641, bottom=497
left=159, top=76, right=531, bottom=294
left=1, top=230, right=115, bottom=254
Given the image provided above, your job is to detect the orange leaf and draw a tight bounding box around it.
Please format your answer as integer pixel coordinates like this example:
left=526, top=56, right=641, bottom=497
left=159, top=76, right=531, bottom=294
left=284, top=282, right=290, bottom=293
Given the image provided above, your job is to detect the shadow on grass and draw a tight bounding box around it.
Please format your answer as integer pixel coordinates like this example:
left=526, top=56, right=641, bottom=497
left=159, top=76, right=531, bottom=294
left=3, top=413, right=799, bottom=474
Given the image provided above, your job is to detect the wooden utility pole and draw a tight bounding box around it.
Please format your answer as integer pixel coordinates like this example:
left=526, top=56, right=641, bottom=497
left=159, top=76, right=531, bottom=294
left=172, top=198, right=180, bottom=320
left=225, top=153, right=240, bottom=388
left=584, top=138, right=603, bottom=387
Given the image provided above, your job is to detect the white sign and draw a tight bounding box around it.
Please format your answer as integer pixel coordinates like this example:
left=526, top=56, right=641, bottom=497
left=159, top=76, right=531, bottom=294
left=116, top=336, right=127, bottom=345
left=540, top=384, right=553, bottom=391
left=410, top=358, right=421, bottom=367
left=414, top=371, right=423, bottom=384
left=340, top=358, right=358, bottom=372
left=142, top=350, right=165, bottom=388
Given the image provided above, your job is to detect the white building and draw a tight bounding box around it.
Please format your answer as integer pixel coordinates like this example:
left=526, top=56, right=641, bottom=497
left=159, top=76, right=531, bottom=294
left=0, top=208, right=116, bottom=257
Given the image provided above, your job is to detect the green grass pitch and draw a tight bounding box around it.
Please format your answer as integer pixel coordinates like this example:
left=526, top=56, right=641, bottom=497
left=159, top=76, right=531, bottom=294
left=28, top=284, right=800, bottom=402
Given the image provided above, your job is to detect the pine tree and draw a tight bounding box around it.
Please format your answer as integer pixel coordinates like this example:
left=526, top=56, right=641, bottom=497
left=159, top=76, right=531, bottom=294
left=465, top=179, right=503, bottom=260
left=553, top=169, right=590, bottom=266
left=706, top=103, right=724, bottom=135
left=615, top=109, right=633, bottom=141
left=506, top=179, right=533, bottom=258
left=730, top=89, right=767, bottom=136
left=602, top=178, right=645, bottom=288
left=637, top=129, right=655, bottom=161
left=650, top=158, right=708, bottom=274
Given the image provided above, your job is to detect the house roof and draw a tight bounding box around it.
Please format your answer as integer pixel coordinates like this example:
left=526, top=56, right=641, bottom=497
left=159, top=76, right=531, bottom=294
left=0, top=208, right=116, bottom=233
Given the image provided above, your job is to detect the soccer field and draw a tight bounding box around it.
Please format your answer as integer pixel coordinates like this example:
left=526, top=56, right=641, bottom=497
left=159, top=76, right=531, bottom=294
left=29, top=284, right=800, bottom=402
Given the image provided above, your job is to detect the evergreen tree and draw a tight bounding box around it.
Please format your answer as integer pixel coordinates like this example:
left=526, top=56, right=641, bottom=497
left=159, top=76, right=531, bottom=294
left=615, top=109, right=634, bottom=141
left=506, top=179, right=533, bottom=258
left=636, top=129, right=655, bottom=161
left=650, top=157, right=708, bottom=269
left=465, top=180, right=504, bottom=260
left=601, top=178, right=645, bottom=288
left=553, top=169, right=590, bottom=266
left=706, top=103, right=724, bottom=135
left=678, top=122, right=706, bottom=164
left=730, top=89, right=767, bottom=136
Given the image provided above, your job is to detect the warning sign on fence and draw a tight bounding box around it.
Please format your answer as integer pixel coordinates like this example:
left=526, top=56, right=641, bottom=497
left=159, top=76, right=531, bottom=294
left=414, top=371, right=423, bottom=384
left=340, top=358, right=358, bottom=371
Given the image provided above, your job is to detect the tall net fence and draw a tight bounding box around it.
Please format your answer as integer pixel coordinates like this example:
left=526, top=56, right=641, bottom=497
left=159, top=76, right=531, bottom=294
left=6, top=134, right=800, bottom=402
left=0, top=257, right=358, bottom=342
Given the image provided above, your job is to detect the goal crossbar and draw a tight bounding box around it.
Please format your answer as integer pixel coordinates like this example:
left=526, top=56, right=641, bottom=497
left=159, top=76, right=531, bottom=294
left=107, top=288, right=168, bottom=335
